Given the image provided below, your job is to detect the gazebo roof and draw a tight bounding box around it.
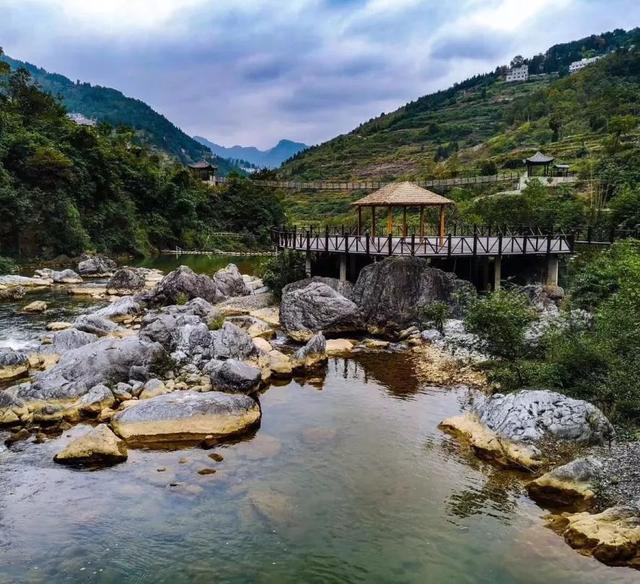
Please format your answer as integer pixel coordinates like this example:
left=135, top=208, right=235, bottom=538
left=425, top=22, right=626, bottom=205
left=188, top=161, right=217, bottom=170
left=351, top=181, right=454, bottom=207
left=524, top=151, right=554, bottom=164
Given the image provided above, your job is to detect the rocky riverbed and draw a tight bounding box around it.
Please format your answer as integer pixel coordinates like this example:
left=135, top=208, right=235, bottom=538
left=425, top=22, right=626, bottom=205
left=1, top=254, right=639, bottom=578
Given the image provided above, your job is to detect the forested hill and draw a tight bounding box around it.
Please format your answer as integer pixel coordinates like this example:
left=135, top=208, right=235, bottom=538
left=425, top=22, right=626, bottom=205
left=0, top=54, right=237, bottom=175
left=279, top=28, right=640, bottom=181
left=0, top=57, right=284, bottom=259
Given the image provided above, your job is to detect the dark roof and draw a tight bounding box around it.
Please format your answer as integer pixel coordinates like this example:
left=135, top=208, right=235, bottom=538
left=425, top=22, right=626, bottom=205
left=352, top=181, right=454, bottom=207
left=188, top=161, right=216, bottom=170
left=524, top=151, right=554, bottom=164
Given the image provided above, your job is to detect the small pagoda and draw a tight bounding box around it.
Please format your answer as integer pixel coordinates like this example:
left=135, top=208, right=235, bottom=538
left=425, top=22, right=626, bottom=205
left=351, top=181, right=455, bottom=238
left=523, top=151, right=554, bottom=177
left=188, top=161, right=217, bottom=182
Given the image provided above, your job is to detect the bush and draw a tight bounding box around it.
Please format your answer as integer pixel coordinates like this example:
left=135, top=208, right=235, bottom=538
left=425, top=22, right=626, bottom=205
left=0, top=256, right=17, bottom=275
left=465, top=289, right=536, bottom=386
left=260, top=251, right=306, bottom=300
left=420, top=301, right=450, bottom=333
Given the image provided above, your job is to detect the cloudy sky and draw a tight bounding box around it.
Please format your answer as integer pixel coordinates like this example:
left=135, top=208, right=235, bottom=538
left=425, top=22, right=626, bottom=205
left=1, top=0, right=638, bottom=148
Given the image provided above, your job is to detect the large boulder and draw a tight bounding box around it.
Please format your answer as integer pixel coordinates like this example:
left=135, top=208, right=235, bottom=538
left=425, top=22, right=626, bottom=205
left=73, top=314, right=121, bottom=337
left=212, top=264, right=250, bottom=297
left=106, top=268, right=146, bottom=294
left=19, top=337, right=166, bottom=402
left=292, top=332, right=327, bottom=370
left=34, top=268, right=82, bottom=284
left=527, top=456, right=603, bottom=506
left=54, top=424, right=127, bottom=466
left=352, top=257, right=473, bottom=332
left=209, top=359, right=262, bottom=393
left=0, top=349, right=29, bottom=382
left=140, top=312, right=202, bottom=348
left=92, top=296, right=142, bottom=323
left=147, top=265, right=225, bottom=306
left=111, top=391, right=260, bottom=445
left=210, top=322, right=256, bottom=361
left=472, top=389, right=614, bottom=446
left=50, top=328, right=98, bottom=352
left=77, top=254, right=117, bottom=277
left=280, top=277, right=359, bottom=341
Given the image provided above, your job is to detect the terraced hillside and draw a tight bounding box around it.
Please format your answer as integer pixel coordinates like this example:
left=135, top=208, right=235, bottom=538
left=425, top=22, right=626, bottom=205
left=280, top=29, right=640, bottom=184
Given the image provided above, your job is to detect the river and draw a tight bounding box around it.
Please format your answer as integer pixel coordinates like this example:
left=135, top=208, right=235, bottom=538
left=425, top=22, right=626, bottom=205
left=0, top=255, right=634, bottom=583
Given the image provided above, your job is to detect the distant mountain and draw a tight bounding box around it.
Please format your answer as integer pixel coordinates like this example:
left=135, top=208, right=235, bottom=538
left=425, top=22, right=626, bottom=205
left=0, top=54, right=239, bottom=175
left=193, top=137, right=308, bottom=169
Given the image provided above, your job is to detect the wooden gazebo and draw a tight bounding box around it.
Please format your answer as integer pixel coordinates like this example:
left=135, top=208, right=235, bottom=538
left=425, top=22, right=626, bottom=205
left=523, top=151, right=554, bottom=177
left=351, top=181, right=455, bottom=238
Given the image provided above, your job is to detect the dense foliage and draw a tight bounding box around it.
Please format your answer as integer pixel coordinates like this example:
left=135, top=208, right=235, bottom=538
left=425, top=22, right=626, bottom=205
left=0, top=59, right=283, bottom=259
left=466, top=241, right=640, bottom=426
left=0, top=54, right=239, bottom=173
left=260, top=251, right=306, bottom=300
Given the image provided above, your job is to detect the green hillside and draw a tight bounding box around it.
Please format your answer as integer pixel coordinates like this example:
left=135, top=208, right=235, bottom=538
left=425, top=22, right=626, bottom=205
left=0, top=54, right=238, bottom=175
left=278, top=29, right=640, bottom=228
left=0, top=56, right=283, bottom=259
left=280, top=28, right=640, bottom=183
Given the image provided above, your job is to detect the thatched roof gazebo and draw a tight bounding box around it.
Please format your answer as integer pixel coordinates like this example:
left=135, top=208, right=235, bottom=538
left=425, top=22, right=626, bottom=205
left=351, top=181, right=454, bottom=238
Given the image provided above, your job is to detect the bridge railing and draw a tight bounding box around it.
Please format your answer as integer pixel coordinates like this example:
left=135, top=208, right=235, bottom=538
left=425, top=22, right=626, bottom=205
left=272, top=227, right=573, bottom=257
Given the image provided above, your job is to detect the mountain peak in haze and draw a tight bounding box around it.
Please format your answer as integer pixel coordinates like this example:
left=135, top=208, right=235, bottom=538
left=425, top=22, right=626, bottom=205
left=193, top=136, right=308, bottom=169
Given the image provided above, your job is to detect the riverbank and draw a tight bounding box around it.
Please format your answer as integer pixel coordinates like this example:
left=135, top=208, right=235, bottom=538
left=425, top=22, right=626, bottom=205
left=0, top=254, right=638, bottom=578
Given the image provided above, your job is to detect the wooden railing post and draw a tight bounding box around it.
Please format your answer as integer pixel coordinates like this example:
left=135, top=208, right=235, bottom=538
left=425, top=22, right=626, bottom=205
left=366, top=231, right=370, bottom=256
left=325, top=225, right=329, bottom=251
left=387, top=234, right=392, bottom=256
left=410, top=233, right=415, bottom=256
left=447, top=234, right=452, bottom=257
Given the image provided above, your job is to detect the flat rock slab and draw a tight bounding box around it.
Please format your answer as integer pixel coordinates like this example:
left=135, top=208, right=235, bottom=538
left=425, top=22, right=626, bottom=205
left=54, top=424, right=127, bottom=467
left=111, top=391, right=260, bottom=446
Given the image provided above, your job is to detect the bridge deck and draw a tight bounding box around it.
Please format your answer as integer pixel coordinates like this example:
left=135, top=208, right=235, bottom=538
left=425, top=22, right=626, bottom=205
left=274, top=231, right=572, bottom=257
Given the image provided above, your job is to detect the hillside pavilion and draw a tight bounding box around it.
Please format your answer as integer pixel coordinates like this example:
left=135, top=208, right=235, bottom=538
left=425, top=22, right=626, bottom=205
left=351, top=181, right=455, bottom=238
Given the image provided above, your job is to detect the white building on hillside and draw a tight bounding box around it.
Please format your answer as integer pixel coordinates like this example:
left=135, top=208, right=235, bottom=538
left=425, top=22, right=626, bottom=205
left=67, top=112, right=97, bottom=127
left=569, top=56, right=602, bottom=74
left=506, top=64, right=529, bottom=83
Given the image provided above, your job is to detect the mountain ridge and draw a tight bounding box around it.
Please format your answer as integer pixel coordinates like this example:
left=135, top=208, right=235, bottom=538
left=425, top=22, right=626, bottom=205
left=194, top=136, right=308, bottom=169
left=0, top=54, right=240, bottom=175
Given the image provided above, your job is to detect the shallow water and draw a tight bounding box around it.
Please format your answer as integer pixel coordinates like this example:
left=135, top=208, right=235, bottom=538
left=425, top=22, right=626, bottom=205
left=132, top=253, right=266, bottom=277
left=0, top=353, right=634, bottom=583
left=0, top=256, right=636, bottom=583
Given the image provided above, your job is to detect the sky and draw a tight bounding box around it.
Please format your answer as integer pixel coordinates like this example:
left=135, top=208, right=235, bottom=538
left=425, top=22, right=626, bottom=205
left=0, top=0, right=638, bottom=148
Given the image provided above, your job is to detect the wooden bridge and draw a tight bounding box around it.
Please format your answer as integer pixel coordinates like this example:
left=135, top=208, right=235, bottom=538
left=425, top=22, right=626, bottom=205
left=272, top=227, right=573, bottom=258
left=213, top=173, right=528, bottom=191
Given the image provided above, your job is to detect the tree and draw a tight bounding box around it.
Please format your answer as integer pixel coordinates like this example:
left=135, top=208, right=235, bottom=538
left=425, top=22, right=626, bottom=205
left=510, top=55, right=525, bottom=68
left=608, top=114, right=638, bottom=152
left=465, top=290, right=535, bottom=385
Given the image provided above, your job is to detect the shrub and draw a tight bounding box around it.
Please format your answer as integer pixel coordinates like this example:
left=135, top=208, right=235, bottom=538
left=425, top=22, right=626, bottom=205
left=261, top=251, right=306, bottom=300
left=175, top=292, right=189, bottom=306
left=0, top=256, right=17, bottom=275
left=420, top=301, right=450, bottom=333
left=208, top=315, right=225, bottom=331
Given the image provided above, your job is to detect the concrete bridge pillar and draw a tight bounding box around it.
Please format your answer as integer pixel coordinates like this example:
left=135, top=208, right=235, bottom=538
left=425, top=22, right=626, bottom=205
left=493, top=257, right=502, bottom=291
left=339, top=255, right=347, bottom=282
left=305, top=251, right=312, bottom=278
left=546, top=255, right=559, bottom=286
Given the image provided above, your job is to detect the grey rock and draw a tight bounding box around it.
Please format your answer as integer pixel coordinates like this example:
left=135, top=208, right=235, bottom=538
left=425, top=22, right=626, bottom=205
left=73, top=314, right=120, bottom=337
left=0, top=349, right=29, bottom=381
left=280, top=278, right=359, bottom=340
left=472, top=389, right=614, bottom=445
left=113, top=382, right=133, bottom=400
left=210, top=322, right=255, bottom=361
left=212, top=264, right=250, bottom=297
left=293, top=332, right=327, bottom=369
left=111, top=390, right=261, bottom=444
left=93, top=297, right=142, bottom=322
left=421, top=329, right=443, bottom=343
left=352, top=257, right=474, bottom=331
left=77, top=254, right=117, bottom=276
left=140, top=312, right=202, bottom=348
left=76, top=384, right=115, bottom=413
left=50, top=328, right=98, bottom=352
left=210, top=359, right=262, bottom=393
left=20, top=337, right=166, bottom=401
left=146, top=265, right=224, bottom=306
left=106, top=268, right=146, bottom=292
left=34, top=268, right=82, bottom=284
